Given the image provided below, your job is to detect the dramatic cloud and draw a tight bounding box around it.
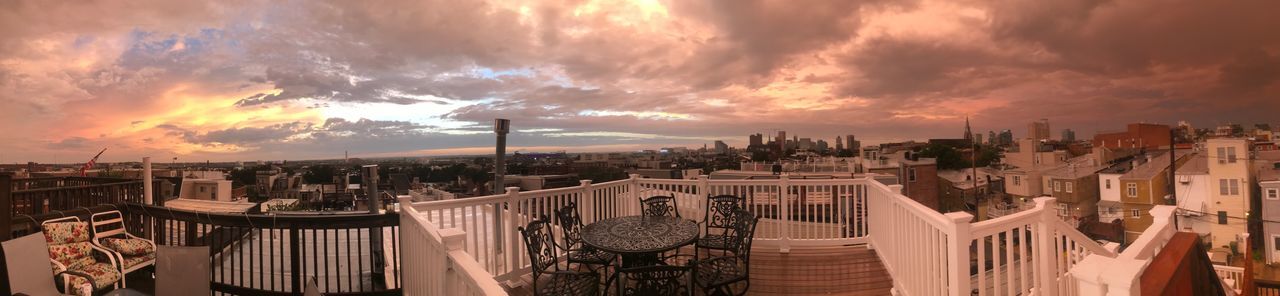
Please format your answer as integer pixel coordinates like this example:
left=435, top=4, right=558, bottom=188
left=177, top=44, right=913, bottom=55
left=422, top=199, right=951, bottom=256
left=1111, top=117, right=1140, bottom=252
left=3, top=0, right=1279, bottom=162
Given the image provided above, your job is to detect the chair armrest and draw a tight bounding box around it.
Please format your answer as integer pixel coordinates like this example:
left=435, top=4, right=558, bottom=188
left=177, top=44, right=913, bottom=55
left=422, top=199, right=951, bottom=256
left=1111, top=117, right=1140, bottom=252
left=87, top=243, right=121, bottom=268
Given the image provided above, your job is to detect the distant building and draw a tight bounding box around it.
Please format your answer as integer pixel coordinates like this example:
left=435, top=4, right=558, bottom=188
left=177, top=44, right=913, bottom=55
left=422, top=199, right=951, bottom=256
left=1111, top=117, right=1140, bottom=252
left=1257, top=150, right=1280, bottom=264
left=1040, top=155, right=1107, bottom=226
left=835, top=136, right=844, bottom=152
left=1179, top=138, right=1252, bottom=249
left=178, top=178, right=234, bottom=202
left=798, top=138, right=814, bottom=151
left=845, top=135, right=858, bottom=154
left=714, top=140, right=729, bottom=154
left=988, top=131, right=998, bottom=145
left=975, top=134, right=984, bottom=146
left=816, top=139, right=829, bottom=152
left=1029, top=119, right=1051, bottom=141
left=749, top=133, right=764, bottom=147
left=1093, top=123, right=1172, bottom=150
left=999, top=130, right=1014, bottom=146
left=1062, top=129, right=1076, bottom=142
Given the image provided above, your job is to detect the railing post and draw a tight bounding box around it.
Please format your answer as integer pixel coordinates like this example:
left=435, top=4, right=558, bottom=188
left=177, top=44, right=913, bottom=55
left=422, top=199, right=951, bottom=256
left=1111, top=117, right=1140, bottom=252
left=290, top=228, right=302, bottom=294
left=779, top=174, right=791, bottom=253
left=441, top=228, right=467, bottom=296
left=1035, top=197, right=1061, bottom=296
left=945, top=211, right=974, bottom=296
left=696, top=175, right=709, bottom=220
left=578, top=180, right=595, bottom=223
left=628, top=174, right=641, bottom=215
left=503, top=186, right=520, bottom=281
left=0, top=173, right=10, bottom=296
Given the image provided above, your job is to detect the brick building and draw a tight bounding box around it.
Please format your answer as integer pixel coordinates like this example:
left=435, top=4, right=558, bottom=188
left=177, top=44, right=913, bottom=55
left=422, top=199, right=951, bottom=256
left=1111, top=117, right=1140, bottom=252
left=1092, top=123, right=1172, bottom=150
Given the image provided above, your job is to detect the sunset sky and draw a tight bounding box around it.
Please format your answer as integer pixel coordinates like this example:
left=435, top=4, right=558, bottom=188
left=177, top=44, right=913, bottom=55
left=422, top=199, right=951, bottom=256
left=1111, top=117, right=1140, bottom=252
left=3, top=0, right=1279, bottom=163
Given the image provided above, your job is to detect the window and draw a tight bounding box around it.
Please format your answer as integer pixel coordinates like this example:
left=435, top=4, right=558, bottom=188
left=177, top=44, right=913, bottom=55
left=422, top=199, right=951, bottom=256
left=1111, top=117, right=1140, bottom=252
left=1220, top=179, right=1231, bottom=195
left=1058, top=204, right=1069, bottom=216
left=908, top=168, right=917, bottom=182
left=199, top=187, right=205, bottom=193
left=1274, top=236, right=1280, bottom=252
left=1127, top=183, right=1138, bottom=197
left=1065, top=182, right=1073, bottom=193
left=1230, top=179, right=1240, bottom=195
left=1131, top=209, right=1141, bottom=218
left=1054, top=181, right=1062, bottom=192
left=1227, top=147, right=1238, bottom=163
left=1013, top=176, right=1021, bottom=186
left=1217, top=147, right=1227, bottom=164
left=1218, top=211, right=1228, bottom=225
left=1105, top=179, right=1112, bottom=189
left=1269, top=189, right=1280, bottom=200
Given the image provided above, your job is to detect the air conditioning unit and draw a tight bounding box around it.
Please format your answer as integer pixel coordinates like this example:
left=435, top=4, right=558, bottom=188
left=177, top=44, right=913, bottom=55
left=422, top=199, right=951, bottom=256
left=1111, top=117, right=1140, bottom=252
left=1178, top=175, right=1191, bottom=183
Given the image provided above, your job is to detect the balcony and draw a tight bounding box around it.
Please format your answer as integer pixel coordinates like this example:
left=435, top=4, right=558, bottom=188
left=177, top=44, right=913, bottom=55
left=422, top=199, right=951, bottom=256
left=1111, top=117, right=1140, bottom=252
left=397, top=175, right=1231, bottom=295
left=0, top=175, right=1239, bottom=295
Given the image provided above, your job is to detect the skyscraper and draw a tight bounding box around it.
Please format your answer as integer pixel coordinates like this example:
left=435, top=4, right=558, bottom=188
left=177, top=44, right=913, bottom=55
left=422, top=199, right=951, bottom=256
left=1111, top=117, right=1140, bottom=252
left=1061, top=129, right=1076, bottom=142
left=714, top=140, right=729, bottom=153
left=835, top=136, right=844, bottom=152
left=777, top=131, right=786, bottom=151
left=999, top=129, right=1014, bottom=146
left=1029, top=119, right=1050, bottom=141
left=988, top=131, right=997, bottom=145
left=749, top=133, right=764, bottom=147
left=846, top=135, right=856, bottom=152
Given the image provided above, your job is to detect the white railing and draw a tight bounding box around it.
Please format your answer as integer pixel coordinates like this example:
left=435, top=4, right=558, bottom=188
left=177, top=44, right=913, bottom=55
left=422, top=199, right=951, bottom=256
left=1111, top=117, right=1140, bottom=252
left=967, top=198, right=1117, bottom=296
left=400, top=174, right=1166, bottom=296
left=398, top=197, right=506, bottom=296
left=867, top=180, right=971, bottom=296
left=1215, top=265, right=1244, bottom=294
left=1070, top=206, right=1180, bottom=295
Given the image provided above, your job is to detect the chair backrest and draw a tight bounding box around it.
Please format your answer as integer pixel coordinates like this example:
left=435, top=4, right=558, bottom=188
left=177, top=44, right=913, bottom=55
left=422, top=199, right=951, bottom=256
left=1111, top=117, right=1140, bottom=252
left=156, top=245, right=211, bottom=296
left=554, top=202, right=586, bottom=250
left=90, top=210, right=129, bottom=239
left=3, top=233, right=64, bottom=296
left=703, top=195, right=744, bottom=233
left=518, top=218, right=560, bottom=278
left=616, top=264, right=693, bottom=296
left=639, top=195, right=679, bottom=218
left=733, top=210, right=761, bottom=266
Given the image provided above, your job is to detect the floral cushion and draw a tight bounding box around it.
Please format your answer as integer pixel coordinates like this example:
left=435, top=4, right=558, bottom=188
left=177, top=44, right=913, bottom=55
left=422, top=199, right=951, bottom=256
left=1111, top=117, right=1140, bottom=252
left=64, top=262, right=121, bottom=295
left=49, top=241, right=97, bottom=270
left=103, top=238, right=155, bottom=256
left=120, top=252, right=156, bottom=269
left=43, top=222, right=91, bottom=245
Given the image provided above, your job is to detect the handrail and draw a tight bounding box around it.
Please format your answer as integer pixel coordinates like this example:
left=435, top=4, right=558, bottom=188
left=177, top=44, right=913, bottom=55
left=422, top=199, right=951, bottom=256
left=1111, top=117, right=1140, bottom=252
left=1120, top=206, right=1177, bottom=260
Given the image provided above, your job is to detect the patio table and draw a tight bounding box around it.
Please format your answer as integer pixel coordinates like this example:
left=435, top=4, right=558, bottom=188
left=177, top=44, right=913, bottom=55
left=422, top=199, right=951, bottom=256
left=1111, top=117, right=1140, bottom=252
left=581, top=215, right=699, bottom=267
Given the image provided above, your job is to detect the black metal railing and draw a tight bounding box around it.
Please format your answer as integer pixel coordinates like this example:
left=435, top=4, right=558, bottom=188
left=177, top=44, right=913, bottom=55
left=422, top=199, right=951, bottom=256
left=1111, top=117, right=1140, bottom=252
left=7, top=176, right=162, bottom=216
left=120, top=203, right=401, bottom=296
left=4, top=201, right=402, bottom=296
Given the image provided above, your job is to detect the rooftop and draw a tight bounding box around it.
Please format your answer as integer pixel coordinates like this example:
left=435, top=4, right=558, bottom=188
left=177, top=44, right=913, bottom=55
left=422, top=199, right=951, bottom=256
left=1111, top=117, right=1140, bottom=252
left=1043, top=155, right=1107, bottom=179
left=1177, top=153, right=1210, bottom=175
left=1122, top=150, right=1194, bottom=180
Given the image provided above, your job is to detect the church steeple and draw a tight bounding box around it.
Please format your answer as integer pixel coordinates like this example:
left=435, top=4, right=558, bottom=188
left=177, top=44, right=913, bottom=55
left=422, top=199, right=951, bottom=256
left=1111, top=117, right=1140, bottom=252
left=963, top=117, right=974, bottom=143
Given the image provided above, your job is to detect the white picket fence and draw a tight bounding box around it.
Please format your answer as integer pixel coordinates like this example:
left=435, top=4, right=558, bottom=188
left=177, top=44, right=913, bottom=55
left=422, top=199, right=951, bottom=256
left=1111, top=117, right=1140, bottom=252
left=399, top=174, right=1175, bottom=296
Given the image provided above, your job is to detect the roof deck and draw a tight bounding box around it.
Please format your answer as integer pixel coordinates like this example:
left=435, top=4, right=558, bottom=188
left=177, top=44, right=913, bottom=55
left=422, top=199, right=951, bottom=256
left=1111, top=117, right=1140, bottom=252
left=0, top=175, right=1240, bottom=296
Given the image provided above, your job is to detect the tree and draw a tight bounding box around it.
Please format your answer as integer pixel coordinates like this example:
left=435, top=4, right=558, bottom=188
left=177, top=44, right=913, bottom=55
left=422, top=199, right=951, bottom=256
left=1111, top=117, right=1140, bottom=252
left=917, top=144, right=968, bottom=170
left=575, top=166, right=629, bottom=183
left=303, top=165, right=337, bottom=184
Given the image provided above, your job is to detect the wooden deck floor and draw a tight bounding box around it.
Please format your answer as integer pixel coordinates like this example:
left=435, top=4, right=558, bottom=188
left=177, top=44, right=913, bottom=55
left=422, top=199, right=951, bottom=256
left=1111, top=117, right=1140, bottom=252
left=506, top=244, right=893, bottom=296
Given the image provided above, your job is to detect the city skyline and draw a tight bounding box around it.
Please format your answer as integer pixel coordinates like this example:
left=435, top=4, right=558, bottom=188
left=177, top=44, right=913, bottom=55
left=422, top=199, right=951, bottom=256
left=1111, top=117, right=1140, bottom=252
left=4, top=0, right=1280, bottom=162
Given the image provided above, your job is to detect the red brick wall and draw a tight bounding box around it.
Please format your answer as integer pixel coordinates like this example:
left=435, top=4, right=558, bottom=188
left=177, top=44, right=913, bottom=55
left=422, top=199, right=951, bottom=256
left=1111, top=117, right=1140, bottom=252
left=905, top=164, right=940, bottom=211
left=1092, top=123, right=1172, bottom=150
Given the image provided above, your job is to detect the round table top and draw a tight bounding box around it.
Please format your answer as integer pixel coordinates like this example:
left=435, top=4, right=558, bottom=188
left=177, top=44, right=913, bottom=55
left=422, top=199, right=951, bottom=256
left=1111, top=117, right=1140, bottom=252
left=581, top=215, right=699, bottom=254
